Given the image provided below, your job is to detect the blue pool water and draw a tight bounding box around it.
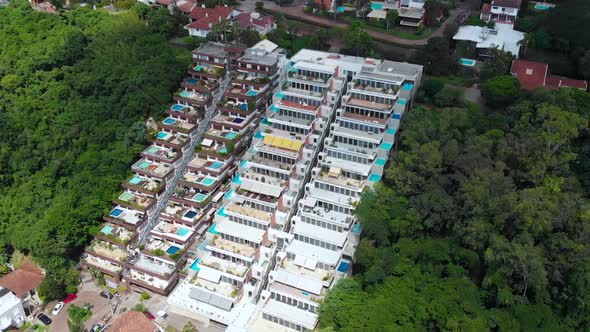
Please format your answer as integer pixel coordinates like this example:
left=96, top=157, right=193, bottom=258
left=156, top=132, right=169, bottom=139
left=163, top=118, right=176, bottom=125
left=352, top=223, right=362, bottom=235
left=232, top=174, right=242, bottom=185
left=180, top=91, right=191, bottom=98
left=193, top=193, right=209, bottom=202
left=219, top=146, right=228, bottom=154
left=247, top=90, right=258, bottom=97
left=374, top=159, right=386, bottom=166
left=224, top=189, right=233, bottom=200
left=269, top=105, right=279, bottom=113
left=216, top=207, right=228, bottom=217
left=201, top=177, right=215, bottom=186
left=110, top=208, right=123, bottom=217
left=129, top=176, right=142, bottom=185
left=187, top=78, right=198, bottom=85
left=176, top=227, right=190, bottom=237
left=171, top=104, right=184, bottom=111
left=166, top=246, right=180, bottom=255
left=232, top=118, right=244, bottom=124
left=254, top=131, right=264, bottom=139
left=239, top=103, right=248, bottom=111
left=239, top=160, right=248, bottom=168
left=336, top=5, right=345, bottom=12
left=184, top=210, right=198, bottom=219
left=392, top=113, right=401, bottom=120
left=138, top=161, right=151, bottom=169
left=369, top=174, right=382, bottom=182
left=101, top=225, right=114, bottom=235
left=193, top=65, right=204, bottom=71
left=337, top=261, right=351, bottom=273
left=208, top=223, right=219, bottom=234
left=534, top=3, right=551, bottom=10
left=225, top=132, right=238, bottom=140
left=190, top=258, right=201, bottom=272
left=210, top=161, right=224, bottom=169
left=397, top=99, right=407, bottom=105
left=402, top=83, right=414, bottom=91
left=370, top=3, right=383, bottom=10
left=386, top=128, right=396, bottom=135
left=459, top=58, right=477, bottom=67
left=275, top=92, right=285, bottom=99
left=380, top=142, right=393, bottom=150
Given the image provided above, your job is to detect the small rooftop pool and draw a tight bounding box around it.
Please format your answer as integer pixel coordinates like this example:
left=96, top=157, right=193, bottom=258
left=459, top=58, right=477, bottom=67
left=171, top=104, right=185, bottom=111
left=190, top=258, right=201, bottom=272
left=337, top=260, right=351, bottom=273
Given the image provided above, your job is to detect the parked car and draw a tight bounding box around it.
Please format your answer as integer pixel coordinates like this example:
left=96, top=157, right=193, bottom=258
left=91, top=323, right=104, bottom=332
left=144, top=311, right=155, bottom=320
left=99, top=290, right=113, bottom=299
left=37, top=313, right=52, bottom=325
left=52, top=302, right=64, bottom=316
left=63, top=293, right=77, bottom=303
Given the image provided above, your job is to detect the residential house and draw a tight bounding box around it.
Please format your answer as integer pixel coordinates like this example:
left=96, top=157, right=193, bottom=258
left=510, top=59, right=588, bottom=90
left=0, top=287, right=26, bottom=331
left=234, top=12, right=277, bottom=36
left=481, top=0, right=522, bottom=23
left=108, top=310, right=159, bottom=332
left=185, top=5, right=239, bottom=38
left=453, top=23, right=525, bottom=58
left=0, top=263, right=44, bottom=318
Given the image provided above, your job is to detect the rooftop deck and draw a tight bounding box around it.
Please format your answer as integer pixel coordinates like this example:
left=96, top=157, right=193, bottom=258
left=131, top=254, right=176, bottom=276
left=96, top=223, right=136, bottom=246
left=132, top=159, right=172, bottom=178
left=150, top=220, right=194, bottom=244
left=87, top=240, right=128, bottom=262
left=344, top=97, right=393, bottom=111
left=200, top=253, right=250, bottom=278
left=281, top=258, right=333, bottom=285
left=113, top=190, right=155, bottom=211
left=84, top=254, right=123, bottom=274
left=208, top=236, right=257, bottom=258
left=226, top=202, right=272, bottom=223
left=107, top=205, right=145, bottom=226
left=123, top=175, right=164, bottom=195
left=190, top=273, right=238, bottom=299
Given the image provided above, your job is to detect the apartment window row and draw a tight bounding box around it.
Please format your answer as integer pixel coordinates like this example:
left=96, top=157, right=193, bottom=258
left=262, top=313, right=308, bottom=332
left=220, top=274, right=242, bottom=287
left=211, top=251, right=251, bottom=267
left=219, top=233, right=260, bottom=249
left=229, top=215, right=268, bottom=231
left=324, top=168, right=363, bottom=182
left=334, top=133, right=377, bottom=149
left=270, top=291, right=318, bottom=313
left=294, top=233, right=338, bottom=251
left=287, top=81, right=325, bottom=94
left=239, top=63, right=270, bottom=72
left=301, top=215, right=344, bottom=233
left=316, top=200, right=351, bottom=215
left=345, top=105, right=388, bottom=120
left=314, top=181, right=355, bottom=198
left=350, top=92, right=394, bottom=106
left=355, top=79, right=396, bottom=91
left=278, top=109, right=315, bottom=122
left=252, top=166, right=289, bottom=181
left=258, top=151, right=296, bottom=166
left=284, top=95, right=321, bottom=107
left=327, top=149, right=369, bottom=165
left=272, top=122, right=308, bottom=135
left=295, top=69, right=330, bottom=82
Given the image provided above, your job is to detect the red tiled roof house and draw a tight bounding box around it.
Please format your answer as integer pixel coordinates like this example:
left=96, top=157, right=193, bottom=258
left=510, top=59, right=588, bottom=91
left=185, top=5, right=238, bottom=38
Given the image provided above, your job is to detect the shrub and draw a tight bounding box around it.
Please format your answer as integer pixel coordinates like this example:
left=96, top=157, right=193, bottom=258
left=433, top=87, right=464, bottom=107
left=423, top=79, right=444, bottom=97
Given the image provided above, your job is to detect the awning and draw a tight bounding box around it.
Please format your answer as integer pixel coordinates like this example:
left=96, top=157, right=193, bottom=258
left=209, top=294, right=234, bottom=311
left=328, top=167, right=341, bottom=178
left=263, top=135, right=303, bottom=151
left=294, top=255, right=306, bottom=267
left=198, top=267, right=221, bottom=283
left=201, top=138, right=213, bottom=147
left=304, top=257, right=318, bottom=270
left=240, top=178, right=282, bottom=198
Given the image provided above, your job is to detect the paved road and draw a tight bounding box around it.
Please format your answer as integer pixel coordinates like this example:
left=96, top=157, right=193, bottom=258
left=252, top=0, right=472, bottom=47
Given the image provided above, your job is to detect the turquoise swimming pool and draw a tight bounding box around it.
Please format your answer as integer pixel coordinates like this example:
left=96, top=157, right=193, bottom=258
left=180, top=91, right=191, bottom=98
left=397, top=99, right=407, bottom=105
left=138, top=161, right=151, bottom=169
left=386, top=128, right=396, bottom=135
left=190, top=258, right=201, bottom=272
left=209, top=161, right=223, bottom=169
left=225, top=132, right=238, bottom=140
left=380, top=142, right=393, bottom=150
left=101, top=225, right=114, bottom=235
left=232, top=174, right=242, bottom=185
left=370, top=3, right=383, bottom=10
left=374, top=159, right=387, bottom=166
left=193, top=65, right=204, bottom=71
left=219, top=146, right=228, bottom=154
left=163, top=118, right=176, bottom=125
left=208, top=223, right=219, bottom=234
left=129, top=176, right=142, bottom=185
left=459, top=58, right=477, bottom=67
left=176, top=227, right=190, bottom=237
left=247, top=90, right=258, bottom=97
left=171, top=104, right=184, bottom=111
left=534, top=3, right=551, bottom=10
left=200, top=177, right=215, bottom=186
left=269, top=105, right=279, bottom=112
left=369, top=173, right=382, bottom=182
left=193, top=193, right=209, bottom=202
left=275, top=92, right=285, bottom=99
left=156, top=132, right=169, bottom=140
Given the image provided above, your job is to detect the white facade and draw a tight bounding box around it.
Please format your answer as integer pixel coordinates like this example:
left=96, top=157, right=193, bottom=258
left=0, top=287, right=25, bottom=331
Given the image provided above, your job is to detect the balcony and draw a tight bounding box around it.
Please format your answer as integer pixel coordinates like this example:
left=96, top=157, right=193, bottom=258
left=160, top=117, right=197, bottom=134
left=132, top=158, right=173, bottom=179
left=122, top=175, right=165, bottom=196
left=317, top=168, right=364, bottom=190
left=152, top=131, right=189, bottom=149
left=200, top=253, right=250, bottom=278
left=226, top=203, right=272, bottom=223
left=280, top=258, right=333, bottom=285
left=175, top=89, right=208, bottom=105
left=179, top=172, right=219, bottom=193
left=141, top=144, right=180, bottom=164
left=209, top=236, right=256, bottom=259
left=83, top=254, right=123, bottom=275
left=94, top=223, right=137, bottom=247
left=112, top=190, right=155, bottom=212
left=195, top=141, right=233, bottom=159
left=86, top=240, right=129, bottom=263
left=143, top=236, right=189, bottom=261
left=190, top=273, right=239, bottom=299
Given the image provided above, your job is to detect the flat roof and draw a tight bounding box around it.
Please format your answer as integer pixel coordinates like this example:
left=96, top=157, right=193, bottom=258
left=286, top=240, right=341, bottom=266
left=262, top=299, right=318, bottom=329
left=294, top=221, right=348, bottom=247
left=215, top=219, right=265, bottom=243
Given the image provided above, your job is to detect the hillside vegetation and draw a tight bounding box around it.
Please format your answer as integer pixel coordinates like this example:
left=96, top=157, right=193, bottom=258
left=0, top=2, right=189, bottom=298
left=319, top=88, right=590, bottom=331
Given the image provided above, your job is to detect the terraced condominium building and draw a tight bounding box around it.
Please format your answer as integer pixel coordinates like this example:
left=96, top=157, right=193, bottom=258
left=247, top=50, right=423, bottom=332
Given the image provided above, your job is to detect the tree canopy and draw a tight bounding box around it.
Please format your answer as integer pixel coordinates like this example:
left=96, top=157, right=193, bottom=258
left=319, top=87, right=590, bottom=330
left=0, top=2, right=190, bottom=299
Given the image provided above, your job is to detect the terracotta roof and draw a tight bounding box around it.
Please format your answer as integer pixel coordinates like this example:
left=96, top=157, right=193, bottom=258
left=491, top=0, right=522, bottom=8
left=545, top=75, right=588, bottom=90
left=510, top=59, right=548, bottom=90
left=156, top=0, right=174, bottom=5
left=187, top=6, right=234, bottom=31
left=235, top=12, right=276, bottom=30
left=109, top=311, right=158, bottom=332
left=177, top=0, right=197, bottom=14
left=0, top=262, right=44, bottom=298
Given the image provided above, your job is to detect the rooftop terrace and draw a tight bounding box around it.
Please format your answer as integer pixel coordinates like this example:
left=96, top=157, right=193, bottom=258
left=209, top=236, right=257, bottom=258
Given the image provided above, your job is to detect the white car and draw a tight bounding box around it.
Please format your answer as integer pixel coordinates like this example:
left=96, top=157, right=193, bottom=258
left=52, top=302, right=64, bottom=316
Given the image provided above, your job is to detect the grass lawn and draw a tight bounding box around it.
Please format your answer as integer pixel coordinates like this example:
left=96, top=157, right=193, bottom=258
left=427, top=75, right=473, bottom=87
left=340, top=16, right=436, bottom=40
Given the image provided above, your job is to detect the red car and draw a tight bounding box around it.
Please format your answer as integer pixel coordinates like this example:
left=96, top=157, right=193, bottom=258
left=63, top=293, right=77, bottom=304
left=144, top=311, right=155, bottom=320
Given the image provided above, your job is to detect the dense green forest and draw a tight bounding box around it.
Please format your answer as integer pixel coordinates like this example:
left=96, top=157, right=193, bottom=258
left=319, top=88, right=590, bottom=330
left=0, top=2, right=189, bottom=299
